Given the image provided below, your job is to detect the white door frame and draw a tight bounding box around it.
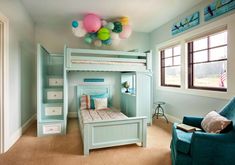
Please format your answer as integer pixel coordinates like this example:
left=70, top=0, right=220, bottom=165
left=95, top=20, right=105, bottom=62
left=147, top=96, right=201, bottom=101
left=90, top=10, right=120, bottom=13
left=0, top=11, right=9, bottom=153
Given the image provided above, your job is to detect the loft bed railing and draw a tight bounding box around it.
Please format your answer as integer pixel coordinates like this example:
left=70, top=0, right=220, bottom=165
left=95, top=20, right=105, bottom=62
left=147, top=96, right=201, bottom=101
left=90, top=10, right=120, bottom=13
left=64, top=47, right=152, bottom=72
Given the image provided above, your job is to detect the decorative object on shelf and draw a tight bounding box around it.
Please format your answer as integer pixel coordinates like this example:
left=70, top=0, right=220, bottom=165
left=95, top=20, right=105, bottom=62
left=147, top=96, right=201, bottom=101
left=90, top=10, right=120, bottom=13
left=71, top=14, right=132, bottom=47
left=204, top=0, right=235, bottom=21
left=171, top=11, right=200, bottom=35
left=84, top=78, right=104, bottom=83
left=122, top=81, right=130, bottom=93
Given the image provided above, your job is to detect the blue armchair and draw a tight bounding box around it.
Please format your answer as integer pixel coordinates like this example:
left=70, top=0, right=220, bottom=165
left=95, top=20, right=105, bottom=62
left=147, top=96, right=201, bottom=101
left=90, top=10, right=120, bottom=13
left=171, top=97, right=235, bottom=165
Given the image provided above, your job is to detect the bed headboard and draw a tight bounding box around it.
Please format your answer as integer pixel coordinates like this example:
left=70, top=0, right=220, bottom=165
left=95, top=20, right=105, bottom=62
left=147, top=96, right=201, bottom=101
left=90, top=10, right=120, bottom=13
left=76, top=85, right=112, bottom=110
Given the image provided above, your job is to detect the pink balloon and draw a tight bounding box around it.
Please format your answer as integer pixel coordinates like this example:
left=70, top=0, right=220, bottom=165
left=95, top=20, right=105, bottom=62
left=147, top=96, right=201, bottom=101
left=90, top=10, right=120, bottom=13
left=119, top=25, right=132, bottom=39
left=83, top=14, right=101, bottom=33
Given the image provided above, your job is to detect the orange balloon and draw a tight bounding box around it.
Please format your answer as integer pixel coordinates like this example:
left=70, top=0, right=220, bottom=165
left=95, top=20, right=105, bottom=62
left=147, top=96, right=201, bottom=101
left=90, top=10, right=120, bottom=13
left=120, top=17, right=129, bottom=26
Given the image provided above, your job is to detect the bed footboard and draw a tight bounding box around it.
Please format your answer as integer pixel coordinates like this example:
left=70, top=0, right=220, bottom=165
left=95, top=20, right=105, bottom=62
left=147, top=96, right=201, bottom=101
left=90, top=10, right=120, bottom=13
left=83, top=117, right=147, bottom=155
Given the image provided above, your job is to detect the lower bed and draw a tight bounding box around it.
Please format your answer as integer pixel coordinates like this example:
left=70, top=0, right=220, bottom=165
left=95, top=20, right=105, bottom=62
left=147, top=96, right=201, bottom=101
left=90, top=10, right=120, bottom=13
left=78, top=108, right=147, bottom=155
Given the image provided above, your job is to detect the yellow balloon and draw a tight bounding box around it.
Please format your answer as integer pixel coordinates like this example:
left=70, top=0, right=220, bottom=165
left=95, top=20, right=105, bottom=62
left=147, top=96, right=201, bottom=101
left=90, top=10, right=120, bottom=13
left=120, top=17, right=129, bottom=26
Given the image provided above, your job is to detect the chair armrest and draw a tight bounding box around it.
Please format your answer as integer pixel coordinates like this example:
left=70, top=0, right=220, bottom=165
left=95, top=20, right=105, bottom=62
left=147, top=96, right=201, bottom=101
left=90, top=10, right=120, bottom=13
left=191, top=131, right=235, bottom=164
left=182, top=116, right=203, bottom=128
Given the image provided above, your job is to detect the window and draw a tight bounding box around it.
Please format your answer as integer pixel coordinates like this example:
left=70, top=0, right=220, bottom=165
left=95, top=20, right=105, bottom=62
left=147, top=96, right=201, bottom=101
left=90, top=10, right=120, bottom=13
left=160, top=45, right=181, bottom=87
left=188, top=30, right=227, bottom=91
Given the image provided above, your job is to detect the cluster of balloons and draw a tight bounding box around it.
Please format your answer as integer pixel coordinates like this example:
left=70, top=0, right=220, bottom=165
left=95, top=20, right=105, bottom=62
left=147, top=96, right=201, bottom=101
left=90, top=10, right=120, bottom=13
left=72, top=14, right=132, bottom=47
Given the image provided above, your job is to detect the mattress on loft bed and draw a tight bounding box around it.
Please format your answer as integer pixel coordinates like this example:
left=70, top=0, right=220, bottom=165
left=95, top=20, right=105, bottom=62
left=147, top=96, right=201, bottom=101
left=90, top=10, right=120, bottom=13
left=71, top=60, right=146, bottom=66
left=79, top=108, right=128, bottom=123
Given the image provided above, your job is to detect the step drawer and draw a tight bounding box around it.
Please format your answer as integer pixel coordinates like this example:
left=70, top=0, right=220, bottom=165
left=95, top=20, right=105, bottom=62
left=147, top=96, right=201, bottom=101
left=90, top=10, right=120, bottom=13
left=47, top=91, right=63, bottom=100
left=49, top=78, right=63, bottom=86
left=42, top=123, right=62, bottom=134
left=45, top=106, right=62, bottom=116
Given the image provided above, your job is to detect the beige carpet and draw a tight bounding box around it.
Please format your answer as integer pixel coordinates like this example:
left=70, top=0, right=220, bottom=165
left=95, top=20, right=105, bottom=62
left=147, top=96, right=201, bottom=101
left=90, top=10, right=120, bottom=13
left=0, top=118, right=172, bottom=165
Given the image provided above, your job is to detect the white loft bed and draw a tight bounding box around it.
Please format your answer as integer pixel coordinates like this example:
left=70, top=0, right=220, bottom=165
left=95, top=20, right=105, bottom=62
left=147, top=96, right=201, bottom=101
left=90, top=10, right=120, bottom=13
left=63, top=47, right=151, bottom=155
left=64, top=46, right=152, bottom=72
left=76, top=85, right=147, bottom=155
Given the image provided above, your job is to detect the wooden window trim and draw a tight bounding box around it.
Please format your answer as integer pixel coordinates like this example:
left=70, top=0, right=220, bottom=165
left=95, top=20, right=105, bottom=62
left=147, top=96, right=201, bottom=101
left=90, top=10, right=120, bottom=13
left=160, top=45, right=181, bottom=88
left=188, top=30, right=227, bottom=91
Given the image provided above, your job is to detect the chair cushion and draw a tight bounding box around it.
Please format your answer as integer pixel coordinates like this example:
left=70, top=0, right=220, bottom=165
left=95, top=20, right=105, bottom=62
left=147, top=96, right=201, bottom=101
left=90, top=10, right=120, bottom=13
left=172, top=123, right=193, bottom=154
left=171, top=141, right=192, bottom=165
left=201, top=111, right=232, bottom=133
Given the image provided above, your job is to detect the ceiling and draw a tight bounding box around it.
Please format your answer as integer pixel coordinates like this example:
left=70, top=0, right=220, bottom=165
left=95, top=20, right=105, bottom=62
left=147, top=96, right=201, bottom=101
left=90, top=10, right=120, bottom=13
left=20, top=0, right=204, bottom=32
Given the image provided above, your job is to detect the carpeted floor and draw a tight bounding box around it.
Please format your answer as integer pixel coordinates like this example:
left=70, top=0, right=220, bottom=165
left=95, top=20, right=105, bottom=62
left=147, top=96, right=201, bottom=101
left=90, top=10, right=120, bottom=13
left=0, top=118, right=172, bottom=165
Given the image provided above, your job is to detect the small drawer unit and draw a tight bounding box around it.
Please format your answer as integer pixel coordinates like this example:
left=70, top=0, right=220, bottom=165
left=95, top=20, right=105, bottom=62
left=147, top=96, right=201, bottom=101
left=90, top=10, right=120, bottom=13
left=47, top=91, right=63, bottom=100
left=38, top=122, right=65, bottom=136
left=45, top=106, right=62, bottom=116
left=43, top=123, right=62, bottom=134
left=44, top=88, right=63, bottom=103
left=41, top=103, right=63, bottom=120
left=37, top=46, right=66, bottom=137
left=48, top=77, right=63, bottom=86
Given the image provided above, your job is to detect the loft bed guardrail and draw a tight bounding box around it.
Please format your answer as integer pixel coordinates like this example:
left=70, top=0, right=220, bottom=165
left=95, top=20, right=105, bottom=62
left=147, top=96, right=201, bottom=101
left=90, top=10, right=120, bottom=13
left=64, top=47, right=152, bottom=72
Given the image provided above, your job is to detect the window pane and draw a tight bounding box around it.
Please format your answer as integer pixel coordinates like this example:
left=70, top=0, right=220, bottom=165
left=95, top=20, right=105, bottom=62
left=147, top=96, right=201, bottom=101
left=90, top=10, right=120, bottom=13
left=165, top=66, right=181, bottom=86
left=165, top=58, right=172, bottom=66
left=209, top=46, right=227, bottom=61
left=210, top=31, right=227, bottom=47
left=174, top=56, right=181, bottom=65
left=165, top=48, right=172, bottom=58
left=193, top=50, right=208, bottom=63
left=174, top=45, right=180, bottom=55
left=193, top=61, right=227, bottom=88
left=193, top=37, right=207, bottom=51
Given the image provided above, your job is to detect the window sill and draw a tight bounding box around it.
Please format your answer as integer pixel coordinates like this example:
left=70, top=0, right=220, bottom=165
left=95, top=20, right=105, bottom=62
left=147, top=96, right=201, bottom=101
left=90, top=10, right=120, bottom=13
left=156, top=86, right=232, bottom=100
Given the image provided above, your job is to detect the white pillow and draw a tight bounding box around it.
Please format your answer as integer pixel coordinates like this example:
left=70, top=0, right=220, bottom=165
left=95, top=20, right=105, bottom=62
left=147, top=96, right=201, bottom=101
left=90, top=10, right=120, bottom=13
left=201, top=111, right=231, bottom=133
left=94, top=98, right=108, bottom=110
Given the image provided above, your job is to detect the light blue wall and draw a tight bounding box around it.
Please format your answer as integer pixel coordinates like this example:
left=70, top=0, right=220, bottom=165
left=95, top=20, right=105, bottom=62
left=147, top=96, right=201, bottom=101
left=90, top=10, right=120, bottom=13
left=0, top=0, right=36, bottom=140
left=150, top=0, right=235, bottom=121
left=35, top=24, right=150, bottom=53
left=68, top=72, right=121, bottom=112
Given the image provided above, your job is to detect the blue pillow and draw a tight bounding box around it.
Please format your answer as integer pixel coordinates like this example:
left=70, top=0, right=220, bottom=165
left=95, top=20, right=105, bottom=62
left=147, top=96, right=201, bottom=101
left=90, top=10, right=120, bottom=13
left=90, top=93, right=108, bottom=109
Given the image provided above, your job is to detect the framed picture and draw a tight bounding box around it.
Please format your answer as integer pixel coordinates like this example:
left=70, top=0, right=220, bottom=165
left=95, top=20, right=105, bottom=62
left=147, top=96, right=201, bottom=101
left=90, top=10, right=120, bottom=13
left=172, top=11, right=200, bottom=35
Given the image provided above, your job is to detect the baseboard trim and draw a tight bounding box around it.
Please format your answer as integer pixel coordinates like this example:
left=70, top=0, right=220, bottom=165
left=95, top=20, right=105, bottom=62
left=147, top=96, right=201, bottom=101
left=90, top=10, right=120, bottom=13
left=68, top=112, right=78, bottom=118
left=22, top=114, right=36, bottom=133
left=165, top=113, right=182, bottom=123
left=6, top=114, right=36, bottom=152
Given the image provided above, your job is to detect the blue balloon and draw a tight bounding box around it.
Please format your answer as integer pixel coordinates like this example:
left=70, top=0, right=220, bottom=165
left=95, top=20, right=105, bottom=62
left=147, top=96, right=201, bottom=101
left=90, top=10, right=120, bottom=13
left=72, top=20, right=79, bottom=28
left=102, top=38, right=112, bottom=45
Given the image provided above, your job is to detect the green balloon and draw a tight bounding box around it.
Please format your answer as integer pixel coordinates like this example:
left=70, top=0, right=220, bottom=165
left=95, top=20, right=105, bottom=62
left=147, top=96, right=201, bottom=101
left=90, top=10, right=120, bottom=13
left=112, top=22, right=122, bottom=33
left=98, top=28, right=110, bottom=41
left=84, top=36, right=92, bottom=44
left=106, top=22, right=114, bottom=30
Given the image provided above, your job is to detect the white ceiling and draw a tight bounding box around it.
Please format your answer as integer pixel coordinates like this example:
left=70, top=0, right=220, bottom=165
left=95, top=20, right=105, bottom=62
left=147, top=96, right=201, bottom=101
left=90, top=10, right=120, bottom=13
left=20, top=0, right=204, bottom=32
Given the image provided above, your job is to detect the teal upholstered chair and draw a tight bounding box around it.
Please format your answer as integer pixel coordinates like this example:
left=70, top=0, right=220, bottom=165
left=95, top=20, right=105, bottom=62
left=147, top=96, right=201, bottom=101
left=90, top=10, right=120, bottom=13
left=171, top=97, right=235, bottom=165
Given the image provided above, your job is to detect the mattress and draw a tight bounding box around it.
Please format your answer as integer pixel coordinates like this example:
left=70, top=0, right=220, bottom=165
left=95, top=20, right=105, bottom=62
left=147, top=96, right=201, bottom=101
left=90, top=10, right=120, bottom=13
left=80, top=108, right=128, bottom=123
left=71, top=60, right=146, bottom=66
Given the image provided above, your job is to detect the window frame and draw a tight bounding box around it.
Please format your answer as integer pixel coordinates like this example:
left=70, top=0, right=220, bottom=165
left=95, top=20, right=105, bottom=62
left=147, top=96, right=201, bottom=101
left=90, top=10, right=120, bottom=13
left=188, top=30, right=227, bottom=92
left=160, top=45, right=181, bottom=88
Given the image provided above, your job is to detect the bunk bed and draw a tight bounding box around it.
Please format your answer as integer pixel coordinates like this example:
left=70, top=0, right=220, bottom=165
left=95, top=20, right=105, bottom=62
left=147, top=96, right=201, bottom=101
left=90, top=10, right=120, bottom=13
left=63, top=46, right=152, bottom=155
